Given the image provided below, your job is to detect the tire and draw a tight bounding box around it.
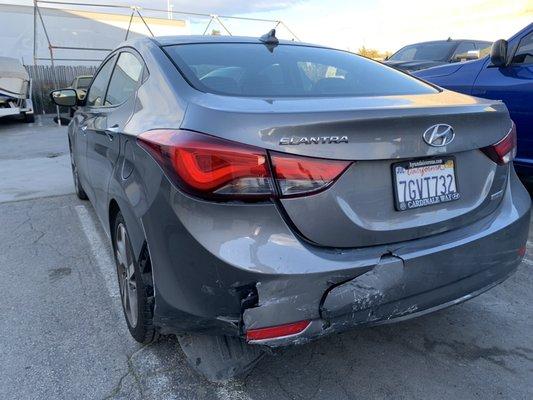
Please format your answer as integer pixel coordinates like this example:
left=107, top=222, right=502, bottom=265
left=70, top=155, right=88, bottom=200
left=178, top=334, right=265, bottom=381
left=24, top=113, right=35, bottom=123
left=112, top=212, right=158, bottom=344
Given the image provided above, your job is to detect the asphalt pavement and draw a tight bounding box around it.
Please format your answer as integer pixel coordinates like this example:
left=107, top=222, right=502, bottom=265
left=0, top=115, right=532, bottom=400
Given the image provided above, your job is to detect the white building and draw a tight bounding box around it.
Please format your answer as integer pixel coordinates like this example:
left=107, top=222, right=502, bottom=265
left=0, top=3, right=190, bottom=66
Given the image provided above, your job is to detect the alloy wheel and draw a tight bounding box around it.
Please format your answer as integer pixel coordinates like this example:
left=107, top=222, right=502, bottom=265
left=115, top=223, right=138, bottom=328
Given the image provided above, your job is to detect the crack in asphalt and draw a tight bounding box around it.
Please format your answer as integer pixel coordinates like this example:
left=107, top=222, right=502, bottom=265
left=103, top=344, right=150, bottom=400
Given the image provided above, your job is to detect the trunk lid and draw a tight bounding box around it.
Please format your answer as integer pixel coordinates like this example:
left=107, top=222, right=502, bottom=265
left=182, top=90, right=511, bottom=247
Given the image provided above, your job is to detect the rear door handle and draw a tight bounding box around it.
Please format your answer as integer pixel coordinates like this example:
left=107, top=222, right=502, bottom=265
left=106, top=125, right=119, bottom=133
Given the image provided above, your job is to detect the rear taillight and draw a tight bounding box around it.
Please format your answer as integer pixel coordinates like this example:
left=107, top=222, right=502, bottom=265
left=481, top=122, right=517, bottom=165
left=138, top=129, right=272, bottom=200
left=246, top=320, right=311, bottom=341
left=270, top=152, right=351, bottom=197
left=138, top=129, right=351, bottom=201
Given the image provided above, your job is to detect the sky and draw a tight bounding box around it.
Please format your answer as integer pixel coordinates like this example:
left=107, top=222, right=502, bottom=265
left=3, top=0, right=532, bottom=52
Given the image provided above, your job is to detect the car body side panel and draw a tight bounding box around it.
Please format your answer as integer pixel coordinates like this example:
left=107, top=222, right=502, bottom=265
left=68, top=114, right=90, bottom=195
left=101, top=39, right=189, bottom=258
left=472, top=64, right=533, bottom=173
left=85, top=106, right=124, bottom=225
left=107, top=134, right=147, bottom=259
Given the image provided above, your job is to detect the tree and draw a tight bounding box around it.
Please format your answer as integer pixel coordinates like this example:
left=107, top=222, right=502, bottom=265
left=357, top=46, right=390, bottom=61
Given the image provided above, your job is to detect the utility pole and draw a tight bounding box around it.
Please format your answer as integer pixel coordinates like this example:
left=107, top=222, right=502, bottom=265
left=167, top=0, right=172, bottom=20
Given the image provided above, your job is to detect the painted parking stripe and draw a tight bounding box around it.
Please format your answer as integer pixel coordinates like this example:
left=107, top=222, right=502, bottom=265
left=75, top=205, right=120, bottom=298
left=75, top=204, right=257, bottom=397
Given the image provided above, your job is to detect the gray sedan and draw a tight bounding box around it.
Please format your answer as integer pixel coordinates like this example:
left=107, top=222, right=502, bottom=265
left=51, top=31, right=530, bottom=381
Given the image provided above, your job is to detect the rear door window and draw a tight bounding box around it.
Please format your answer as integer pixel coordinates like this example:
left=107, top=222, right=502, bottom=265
left=86, top=55, right=116, bottom=107
left=165, top=43, right=437, bottom=97
left=105, top=52, right=143, bottom=106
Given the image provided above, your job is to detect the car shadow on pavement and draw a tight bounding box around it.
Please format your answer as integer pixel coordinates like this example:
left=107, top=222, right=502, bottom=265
left=0, top=115, right=29, bottom=128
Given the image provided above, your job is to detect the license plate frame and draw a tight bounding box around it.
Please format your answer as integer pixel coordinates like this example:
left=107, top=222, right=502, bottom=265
left=392, top=156, right=460, bottom=211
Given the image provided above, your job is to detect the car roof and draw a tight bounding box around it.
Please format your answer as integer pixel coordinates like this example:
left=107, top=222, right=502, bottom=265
left=406, top=39, right=491, bottom=46
left=152, top=35, right=321, bottom=48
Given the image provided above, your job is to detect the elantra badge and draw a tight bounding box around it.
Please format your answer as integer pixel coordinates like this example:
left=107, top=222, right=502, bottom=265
left=279, top=136, right=349, bottom=145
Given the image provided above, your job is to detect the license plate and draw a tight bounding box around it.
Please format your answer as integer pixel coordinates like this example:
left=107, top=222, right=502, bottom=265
left=392, top=157, right=460, bottom=211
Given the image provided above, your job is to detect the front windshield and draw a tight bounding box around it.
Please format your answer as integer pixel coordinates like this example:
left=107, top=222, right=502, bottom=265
left=389, top=42, right=456, bottom=62
left=77, top=77, right=92, bottom=89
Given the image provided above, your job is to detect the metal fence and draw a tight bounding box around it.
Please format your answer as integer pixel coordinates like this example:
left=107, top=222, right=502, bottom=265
left=26, top=65, right=98, bottom=114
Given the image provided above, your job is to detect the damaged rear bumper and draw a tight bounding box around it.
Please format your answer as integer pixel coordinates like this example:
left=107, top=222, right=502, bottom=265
left=244, top=170, right=530, bottom=347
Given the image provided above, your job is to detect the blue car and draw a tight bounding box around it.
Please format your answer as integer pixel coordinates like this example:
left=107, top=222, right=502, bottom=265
left=415, top=23, right=533, bottom=175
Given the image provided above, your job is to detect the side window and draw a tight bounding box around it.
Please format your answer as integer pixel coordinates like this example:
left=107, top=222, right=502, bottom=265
left=105, top=52, right=143, bottom=106
left=86, top=56, right=116, bottom=107
left=453, top=42, right=476, bottom=60
left=512, top=32, right=533, bottom=65
left=477, top=42, right=492, bottom=57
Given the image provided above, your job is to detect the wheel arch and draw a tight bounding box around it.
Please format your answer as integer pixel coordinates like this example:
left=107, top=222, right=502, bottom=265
left=108, top=197, right=147, bottom=264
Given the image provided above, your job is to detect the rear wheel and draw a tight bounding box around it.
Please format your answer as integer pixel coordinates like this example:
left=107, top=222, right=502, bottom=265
left=112, top=212, right=158, bottom=344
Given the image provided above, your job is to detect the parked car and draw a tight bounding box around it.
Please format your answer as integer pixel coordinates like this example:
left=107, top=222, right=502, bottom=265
left=50, top=32, right=530, bottom=381
left=385, top=39, right=492, bottom=73
left=0, top=57, right=34, bottom=122
left=67, top=75, right=92, bottom=117
left=415, top=23, right=533, bottom=175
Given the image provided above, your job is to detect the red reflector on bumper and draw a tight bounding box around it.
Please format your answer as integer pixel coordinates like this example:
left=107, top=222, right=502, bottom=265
left=246, top=320, right=311, bottom=341
left=518, top=245, right=527, bottom=257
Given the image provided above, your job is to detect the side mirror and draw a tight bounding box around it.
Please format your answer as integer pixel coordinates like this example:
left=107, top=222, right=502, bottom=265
left=490, top=39, right=508, bottom=67
left=50, top=89, right=77, bottom=107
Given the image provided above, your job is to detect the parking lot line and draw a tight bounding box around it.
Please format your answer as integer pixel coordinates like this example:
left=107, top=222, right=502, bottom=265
left=75, top=204, right=120, bottom=299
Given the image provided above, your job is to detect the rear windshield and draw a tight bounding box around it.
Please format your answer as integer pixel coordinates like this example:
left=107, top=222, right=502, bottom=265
left=164, top=43, right=437, bottom=98
left=389, top=42, right=456, bottom=62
